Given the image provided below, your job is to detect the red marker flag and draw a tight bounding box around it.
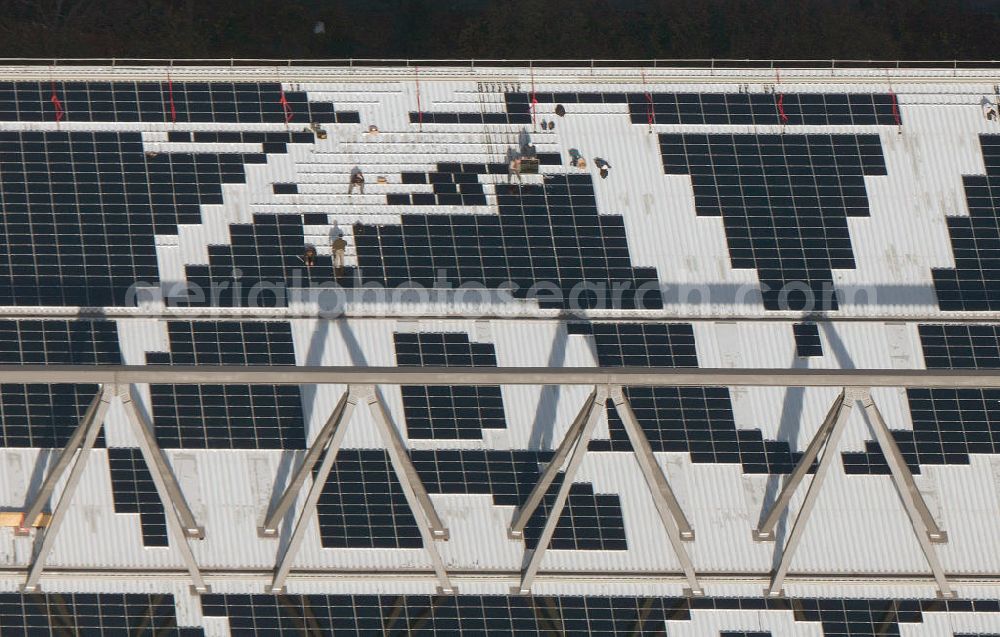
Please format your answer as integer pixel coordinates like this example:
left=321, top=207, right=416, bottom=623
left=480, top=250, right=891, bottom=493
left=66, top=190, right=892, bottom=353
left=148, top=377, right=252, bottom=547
left=279, top=88, right=293, bottom=123
left=777, top=93, right=788, bottom=124
left=50, top=84, right=64, bottom=122
left=890, top=90, right=900, bottom=126
left=167, top=77, right=177, bottom=123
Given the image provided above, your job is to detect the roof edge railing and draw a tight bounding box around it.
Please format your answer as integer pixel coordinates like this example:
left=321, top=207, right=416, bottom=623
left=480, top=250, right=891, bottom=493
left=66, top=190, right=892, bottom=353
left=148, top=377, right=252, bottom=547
left=0, top=58, right=999, bottom=69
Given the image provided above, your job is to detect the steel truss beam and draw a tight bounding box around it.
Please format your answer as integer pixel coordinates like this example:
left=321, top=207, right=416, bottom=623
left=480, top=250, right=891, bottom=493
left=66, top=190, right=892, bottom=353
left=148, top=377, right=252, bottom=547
left=4, top=365, right=977, bottom=598
left=754, top=387, right=953, bottom=598
left=265, top=385, right=453, bottom=594
left=0, top=365, right=996, bottom=388
left=512, top=386, right=702, bottom=596
left=19, top=385, right=211, bottom=593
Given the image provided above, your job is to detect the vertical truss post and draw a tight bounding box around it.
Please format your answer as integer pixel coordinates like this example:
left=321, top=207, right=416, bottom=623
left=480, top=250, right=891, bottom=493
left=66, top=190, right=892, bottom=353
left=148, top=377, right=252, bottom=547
left=269, top=389, right=358, bottom=593
left=120, top=385, right=209, bottom=594
left=21, top=385, right=113, bottom=592
left=17, top=386, right=104, bottom=535
left=509, top=387, right=598, bottom=540
left=766, top=387, right=859, bottom=598
left=611, top=385, right=702, bottom=596
left=260, top=389, right=354, bottom=537
left=754, top=390, right=846, bottom=541
left=363, top=386, right=454, bottom=593
left=514, top=386, right=607, bottom=595
left=862, top=391, right=955, bottom=598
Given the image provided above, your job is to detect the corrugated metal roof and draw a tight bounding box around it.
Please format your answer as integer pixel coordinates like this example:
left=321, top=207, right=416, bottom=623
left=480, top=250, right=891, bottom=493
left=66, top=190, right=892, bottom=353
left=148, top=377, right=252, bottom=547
left=1, top=65, right=1000, bottom=633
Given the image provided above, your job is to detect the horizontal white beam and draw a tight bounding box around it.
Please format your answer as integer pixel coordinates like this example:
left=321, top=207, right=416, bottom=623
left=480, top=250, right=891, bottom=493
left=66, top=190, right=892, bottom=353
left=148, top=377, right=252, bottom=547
left=0, top=365, right=996, bottom=387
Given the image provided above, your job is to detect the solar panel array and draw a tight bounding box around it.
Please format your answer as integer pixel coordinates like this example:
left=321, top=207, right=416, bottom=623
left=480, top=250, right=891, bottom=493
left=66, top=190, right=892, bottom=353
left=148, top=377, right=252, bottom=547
left=659, top=133, right=886, bottom=311
left=413, top=91, right=899, bottom=129
left=0, top=81, right=357, bottom=124
left=0, top=130, right=311, bottom=306
left=108, top=447, right=168, bottom=547
left=934, top=135, right=1000, bottom=310
left=356, top=174, right=662, bottom=310
left=315, top=449, right=422, bottom=549
left=0, top=319, right=119, bottom=447
left=843, top=324, right=1000, bottom=474
left=198, top=594, right=998, bottom=636
left=177, top=213, right=354, bottom=308
left=793, top=323, right=824, bottom=357
left=574, top=323, right=803, bottom=474
left=146, top=321, right=306, bottom=449
left=317, top=449, right=627, bottom=551
left=626, top=92, right=900, bottom=126
left=395, top=332, right=507, bottom=439
left=0, top=592, right=201, bottom=637
left=411, top=449, right=627, bottom=551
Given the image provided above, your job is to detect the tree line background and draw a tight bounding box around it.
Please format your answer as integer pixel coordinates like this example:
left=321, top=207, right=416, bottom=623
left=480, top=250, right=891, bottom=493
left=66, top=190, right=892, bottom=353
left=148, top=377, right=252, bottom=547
left=0, top=0, right=997, bottom=61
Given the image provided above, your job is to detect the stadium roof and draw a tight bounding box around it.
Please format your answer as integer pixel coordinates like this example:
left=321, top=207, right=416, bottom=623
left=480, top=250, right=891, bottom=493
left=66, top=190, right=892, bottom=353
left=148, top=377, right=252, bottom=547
left=1, top=61, right=1000, bottom=634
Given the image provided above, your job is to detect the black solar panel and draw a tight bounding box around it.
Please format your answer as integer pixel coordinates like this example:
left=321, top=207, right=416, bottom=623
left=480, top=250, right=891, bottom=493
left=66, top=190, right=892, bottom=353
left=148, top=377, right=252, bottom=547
left=0, top=592, right=201, bottom=636
left=356, top=174, right=662, bottom=310
left=660, top=133, right=886, bottom=311
left=625, top=92, right=899, bottom=126
left=843, top=324, right=1000, bottom=474
left=0, top=81, right=356, bottom=124
left=793, top=323, right=823, bottom=357
left=412, top=449, right=627, bottom=551
left=199, top=594, right=998, bottom=636
left=202, top=593, right=684, bottom=635
left=315, top=449, right=421, bottom=549
left=586, top=322, right=699, bottom=367
left=395, top=332, right=506, bottom=439
left=108, top=447, right=168, bottom=547
left=577, top=323, right=802, bottom=474
left=415, top=91, right=900, bottom=128
left=0, top=319, right=119, bottom=447
left=177, top=213, right=355, bottom=308
left=317, top=449, right=627, bottom=551
left=146, top=321, right=306, bottom=449
left=934, top=136, right=1000, bottom=310
left=0, top=130, right=301, bottom=306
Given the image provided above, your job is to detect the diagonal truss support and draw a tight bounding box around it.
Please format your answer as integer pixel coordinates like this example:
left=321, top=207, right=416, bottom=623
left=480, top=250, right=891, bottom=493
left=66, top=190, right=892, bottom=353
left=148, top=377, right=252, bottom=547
left=269, top=388, right=358, bottom=593
left=514, top=386, right=606, bottom=594
left=364, top=386, right=453, bottom=592
left=119, top=385, right=209, bottom=593
left=862, top=391, right=953, bottom=597
left=756, top=387, right=953, bottom=599
left=260, top=389, right=354, bottom=538
left=21, top=385, right=114, bottom=592
left=611, top=385, right=701, bottom=596
left=753, top=389, right=847, bottom=542
left=267, top=385, right=453, bottom=594
left=508, top=387, right=599, bottom=540
left=513, top=386, right=702, bottom=596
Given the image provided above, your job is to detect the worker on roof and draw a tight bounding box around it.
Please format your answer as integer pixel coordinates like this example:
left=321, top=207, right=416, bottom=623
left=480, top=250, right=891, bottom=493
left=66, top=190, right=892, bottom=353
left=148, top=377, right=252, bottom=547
left=332, top=233, right=347, bottom=277
left=303, top=245, right=316, bottom=267
left=568, top=148, right=586, bottom=169
left=508, top=157, right=523, bottom=184
left=594, top=157, right=611, bottom=179
left=348, top=169, right=365, bottom=195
